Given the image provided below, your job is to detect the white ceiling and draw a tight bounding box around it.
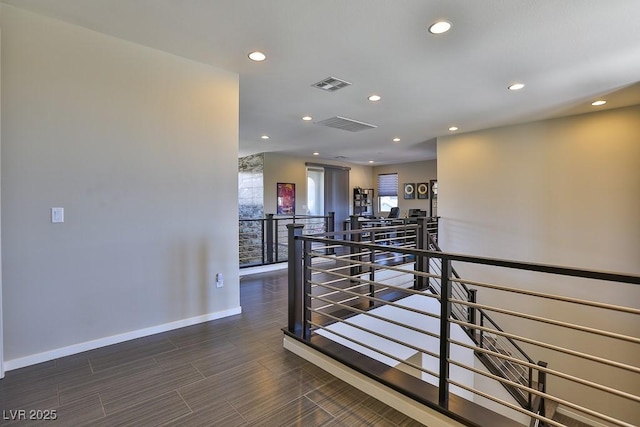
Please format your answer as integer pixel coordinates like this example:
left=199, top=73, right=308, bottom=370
left=4, top=0, right=640, bottom=165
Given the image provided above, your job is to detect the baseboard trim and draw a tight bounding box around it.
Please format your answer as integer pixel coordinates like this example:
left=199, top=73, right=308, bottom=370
left=239, top=257, right=333, bottom=277
left=4, top=307, right=242, bottom=372
left=556, top=406, right=612, bottom=427
left=283, top=335, right=466, bottom=427
left=239, top=263, right=287, bottom=276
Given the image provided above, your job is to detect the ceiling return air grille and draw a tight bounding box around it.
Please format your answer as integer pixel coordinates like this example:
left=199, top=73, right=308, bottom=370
left=316, top=116, right=378, bottom=132
left=312, top=76, right=352, bottom=92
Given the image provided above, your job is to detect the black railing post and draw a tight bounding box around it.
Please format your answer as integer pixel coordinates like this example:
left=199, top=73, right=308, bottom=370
left=302, top=239, right=312, bottom=340
left=350, top=215, right=360, bottom=234
left=287, top=223, right=305, bottom=336
left=369, top=224, right=376, bottom=308
left=260, top=219, right=266, bottom=265
left=415, top=217, right=428, bottom=290
left=326, top=212, right=335, bottom=255
left=537, top=361, right=548, bottom=422
left=266, top=213, right=274, bottom=264
left=438, top=258, right=452, bottom=409
left=350, top=215, right=362, bottom=278
left=276, top=217, right=282, bottom=262
left=468, top=289, right=477, bottom=342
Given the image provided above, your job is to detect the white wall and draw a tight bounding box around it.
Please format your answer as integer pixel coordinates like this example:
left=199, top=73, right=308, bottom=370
left=438, top=105, right=640, bottom=423
left=1, top=6, right=240, bottom=368
left=439, top=106, right=640, bottom=273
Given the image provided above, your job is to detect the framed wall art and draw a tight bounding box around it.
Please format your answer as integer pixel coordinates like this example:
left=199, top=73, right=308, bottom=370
left=417, top=182, right=429, bottom=199
left=276, top=182, right=295, bottom=215
left=403, top=183, right=415, bottom=199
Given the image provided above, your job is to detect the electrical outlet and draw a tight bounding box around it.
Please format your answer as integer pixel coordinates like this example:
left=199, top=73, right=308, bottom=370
left=216, top=273, right=223, bottom=288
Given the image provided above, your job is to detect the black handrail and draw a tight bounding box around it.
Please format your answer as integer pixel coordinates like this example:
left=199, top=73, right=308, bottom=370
left=286, top=224, right=640, bottom=427
left=293, top=233, right=640, bottom=285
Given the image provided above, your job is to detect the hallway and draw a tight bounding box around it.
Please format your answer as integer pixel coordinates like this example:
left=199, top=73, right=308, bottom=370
left=0, top=269, right=423, bottom=426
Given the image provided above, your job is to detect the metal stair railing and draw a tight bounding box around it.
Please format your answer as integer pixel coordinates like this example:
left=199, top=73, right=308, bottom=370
left=285, top=222, right=639, bottom=427
left=425, top=232, right=536, bottom=409
left=239, top=212, right=335, bottom=267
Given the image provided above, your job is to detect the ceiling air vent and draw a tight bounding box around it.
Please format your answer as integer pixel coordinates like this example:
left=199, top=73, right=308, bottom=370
left=316, top=116, right=378, bottom=132
left=312, top=76, right=352, bottom=92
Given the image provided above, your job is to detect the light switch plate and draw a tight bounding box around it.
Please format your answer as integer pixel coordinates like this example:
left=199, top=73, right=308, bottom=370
left=51, top=207, right=64, bottom=223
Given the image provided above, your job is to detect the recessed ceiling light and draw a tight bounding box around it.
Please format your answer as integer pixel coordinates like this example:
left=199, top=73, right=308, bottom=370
left=392, top=137, right=401, bottom=142
left=261, top=135, right=269, bottom=140
left=368, top=160, right=375, bottom=164
left=248, top=51, right=266, bottom=62
left=368, top=95, right=381, bottom=102
left=449, top=126, right=459, bottom=131
left=508, top=83, right=525, bottom=91
left=429, top=21, right=451, bottom=34
left=302, top=116, right=313, bottom=121
left=591, top=100, right=607, bottom=106
left=313, top=152, right=319, bottom=156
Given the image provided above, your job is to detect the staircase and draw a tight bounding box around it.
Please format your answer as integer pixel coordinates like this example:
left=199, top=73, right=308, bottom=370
left=287, top=220, right=638, bottom=427
left=425, top=233, right=540, bottom=411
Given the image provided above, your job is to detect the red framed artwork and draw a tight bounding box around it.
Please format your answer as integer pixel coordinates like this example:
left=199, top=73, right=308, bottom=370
left=277, top=182, right=296, bottom=215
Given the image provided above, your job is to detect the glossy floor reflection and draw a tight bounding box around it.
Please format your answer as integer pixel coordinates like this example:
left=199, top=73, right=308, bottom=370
left=0, top=268, right=424, bottom=426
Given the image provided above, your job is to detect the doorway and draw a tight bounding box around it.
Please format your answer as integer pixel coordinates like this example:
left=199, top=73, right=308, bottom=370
left=306, top=163, right=350, bottom=227
left=306, top=167, right=324, bottom=216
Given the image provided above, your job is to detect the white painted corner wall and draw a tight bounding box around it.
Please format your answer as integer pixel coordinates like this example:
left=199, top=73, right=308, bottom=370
left=1, top=5, right=240, bottom=369
left=437, top=105, right=640, bottom=424
left=438, top=105, right=640, bottom=274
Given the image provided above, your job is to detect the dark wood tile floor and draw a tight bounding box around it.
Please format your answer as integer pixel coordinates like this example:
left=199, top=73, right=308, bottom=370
left=0, top=269, right=425, bottom=426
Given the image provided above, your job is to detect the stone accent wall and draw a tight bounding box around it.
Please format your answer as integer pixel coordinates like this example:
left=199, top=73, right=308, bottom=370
left=239, top=154, right=264, bottom=266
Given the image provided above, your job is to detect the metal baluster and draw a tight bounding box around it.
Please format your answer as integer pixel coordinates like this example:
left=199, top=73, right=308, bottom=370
left=439, top=258, right=452, bottom=409
left=468, top=289, right=477, bottom=343
left=287, top=223, right=305, bottom=336
left=266, top=213, right=274, bottom=264
left=537, top=361, right=548, bottom=424
left=303, top=239, right=312, bottom=340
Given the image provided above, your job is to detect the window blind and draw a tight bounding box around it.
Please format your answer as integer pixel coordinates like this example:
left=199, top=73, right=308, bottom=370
left=377, top=173, right=398, bottom=197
